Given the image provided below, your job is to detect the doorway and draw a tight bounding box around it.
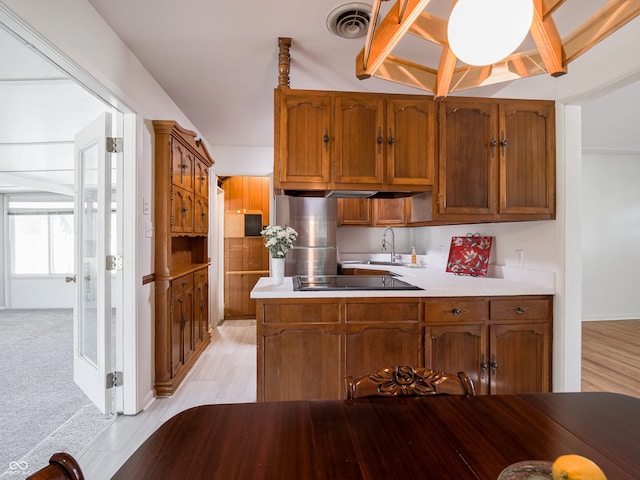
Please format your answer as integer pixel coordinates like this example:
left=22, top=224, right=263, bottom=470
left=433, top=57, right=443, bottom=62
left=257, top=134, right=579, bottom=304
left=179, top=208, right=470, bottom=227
left=0, top=18, right=134, bottom=470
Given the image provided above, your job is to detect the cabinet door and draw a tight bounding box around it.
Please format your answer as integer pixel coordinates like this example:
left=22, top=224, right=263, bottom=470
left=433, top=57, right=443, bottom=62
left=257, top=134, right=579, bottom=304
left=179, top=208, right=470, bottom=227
left=194, top=268, right=208, bottom=344
left=193, top=196, right=208, bottom=233
left=438, top=99, right=498, bottom=215
left=337, top=198, right=372, bottom=226
left=171, top=140, right=194, bottom=191
left=224, top=272, right=267, bottom=319
left=194, top=158, right=209, bottom=199
left=425, top=324, right=488, bottom=395
left=499, top=101, right=555, bottom=215
left=171, top=187, right=194, bottom=233
left=386, top=97, right=435, bottom=187
left=276, top=91, right=332, bottom=187
left=262, top=329, right=342, bottom=401
left=489, top=323, right=551, bottom=394
left=223, top=273, right=244, bottom=319
left=333, top=93, right=385, bottom=187
left=171, top=277, right=194, bottom=376
left=345, top=325, right=422, bottom=380
left=373, top=198, right=407, bottom=225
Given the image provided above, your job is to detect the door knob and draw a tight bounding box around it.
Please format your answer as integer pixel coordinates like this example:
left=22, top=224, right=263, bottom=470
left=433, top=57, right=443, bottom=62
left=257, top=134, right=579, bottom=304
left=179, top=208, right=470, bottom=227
left=65, top=275, right=77, bottom=283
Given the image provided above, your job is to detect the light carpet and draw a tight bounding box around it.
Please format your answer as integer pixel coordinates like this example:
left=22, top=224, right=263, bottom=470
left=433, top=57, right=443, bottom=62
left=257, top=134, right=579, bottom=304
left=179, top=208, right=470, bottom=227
left=0, top=309, right=114, bottom=477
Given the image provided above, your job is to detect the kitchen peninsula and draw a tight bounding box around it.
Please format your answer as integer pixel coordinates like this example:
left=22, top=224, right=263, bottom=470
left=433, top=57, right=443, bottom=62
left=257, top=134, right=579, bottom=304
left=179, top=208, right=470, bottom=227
left=251, top=262, right=554, bottom=401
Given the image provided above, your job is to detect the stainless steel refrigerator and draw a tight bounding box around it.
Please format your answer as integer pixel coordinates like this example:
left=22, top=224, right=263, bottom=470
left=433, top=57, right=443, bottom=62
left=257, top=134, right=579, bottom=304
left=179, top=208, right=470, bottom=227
left=275, top=195, right=338, bottom=276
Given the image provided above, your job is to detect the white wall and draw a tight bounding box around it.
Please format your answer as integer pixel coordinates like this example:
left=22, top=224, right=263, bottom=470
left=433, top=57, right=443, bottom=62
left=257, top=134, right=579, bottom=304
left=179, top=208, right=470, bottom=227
left=582, top=152, right=640, bottom=320
left=9, top=278, right=74, bottom=308
left=338, top=220, right=557, bottom=272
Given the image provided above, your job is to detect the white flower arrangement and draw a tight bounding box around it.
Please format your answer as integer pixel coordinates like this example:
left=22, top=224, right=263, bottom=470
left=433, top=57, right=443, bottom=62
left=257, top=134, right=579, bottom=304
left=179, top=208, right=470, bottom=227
left=260, top=225, right=298, bottom=258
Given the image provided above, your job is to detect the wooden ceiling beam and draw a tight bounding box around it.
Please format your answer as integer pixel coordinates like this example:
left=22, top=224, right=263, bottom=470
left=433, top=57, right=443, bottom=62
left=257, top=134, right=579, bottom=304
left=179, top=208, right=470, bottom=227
left=408, top=11, right=448, bottom=46
left=354, top=0, right=640, bottom=97
left=562, top=0, right=640, bottom=64
left=357, top=0, right=433, bottom=79
left=542, top=0, right=566, bottom=18
left=530, top=0, right=566, bottom=76
left=370, top=55, right=437, bottom=92
left=435, top=46, right=457, bottom=99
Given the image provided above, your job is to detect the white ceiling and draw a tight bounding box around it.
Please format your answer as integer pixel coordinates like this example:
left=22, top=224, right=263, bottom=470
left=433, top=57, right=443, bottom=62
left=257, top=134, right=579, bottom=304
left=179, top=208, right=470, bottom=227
left=0, top=0, right=639, bottom=193
left=0, top=26, right=106, bottom=196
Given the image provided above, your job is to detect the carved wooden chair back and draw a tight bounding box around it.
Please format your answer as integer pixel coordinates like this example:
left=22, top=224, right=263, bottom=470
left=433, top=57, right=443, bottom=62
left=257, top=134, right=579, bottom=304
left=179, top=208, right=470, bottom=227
left=345, top=365, right=476, bottom=400
left=26, top=452, right=84, bottom=480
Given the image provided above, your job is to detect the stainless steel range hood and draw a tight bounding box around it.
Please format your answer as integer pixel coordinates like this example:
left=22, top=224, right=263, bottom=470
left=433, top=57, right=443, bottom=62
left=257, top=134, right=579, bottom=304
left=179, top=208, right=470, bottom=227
left=280, top=189, right=417, bottom=199
left=324, top=190, right=377, bottom=199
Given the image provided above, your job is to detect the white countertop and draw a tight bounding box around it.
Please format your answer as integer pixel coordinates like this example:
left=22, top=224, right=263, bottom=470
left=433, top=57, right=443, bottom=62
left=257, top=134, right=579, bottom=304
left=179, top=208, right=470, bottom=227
left=250, top=260, right=556, bottom=299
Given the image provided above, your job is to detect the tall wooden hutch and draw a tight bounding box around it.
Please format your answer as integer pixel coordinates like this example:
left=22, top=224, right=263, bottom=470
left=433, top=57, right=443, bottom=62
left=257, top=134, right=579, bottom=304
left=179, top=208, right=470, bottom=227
left=153, top=120, right=214, bottom=396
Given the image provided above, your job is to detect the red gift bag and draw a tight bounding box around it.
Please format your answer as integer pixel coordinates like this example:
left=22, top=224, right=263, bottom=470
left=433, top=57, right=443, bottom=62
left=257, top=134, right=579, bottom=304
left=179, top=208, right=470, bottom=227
left=446, top=234, right=493, bottom=276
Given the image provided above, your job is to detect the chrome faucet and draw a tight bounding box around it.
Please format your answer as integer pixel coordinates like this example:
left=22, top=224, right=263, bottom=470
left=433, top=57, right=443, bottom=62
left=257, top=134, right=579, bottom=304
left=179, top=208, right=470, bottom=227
left=382, top=226, right=397, bottom=263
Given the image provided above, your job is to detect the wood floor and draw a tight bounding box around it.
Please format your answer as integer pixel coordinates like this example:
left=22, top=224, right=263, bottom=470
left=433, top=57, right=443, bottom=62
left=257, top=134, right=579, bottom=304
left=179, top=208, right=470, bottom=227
left=582, top=319, right=640, bottom=399
left=76, top=318, right=640, bottom=479
left=79, top=319, right=257, bottom=480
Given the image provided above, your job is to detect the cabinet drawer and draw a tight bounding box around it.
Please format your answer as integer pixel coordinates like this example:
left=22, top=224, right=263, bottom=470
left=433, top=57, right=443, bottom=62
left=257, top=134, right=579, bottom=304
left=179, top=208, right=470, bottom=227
left=345, top=301, right=420, bottom=323
left=171, top=274, right=194, bottom=295
left=426, top=301, right=488, bottom=323
left=261, top=302, right=340, bottom=324
left=194, top=268, right=208, bottom=284
left=490, top=298, right=550, bottom=321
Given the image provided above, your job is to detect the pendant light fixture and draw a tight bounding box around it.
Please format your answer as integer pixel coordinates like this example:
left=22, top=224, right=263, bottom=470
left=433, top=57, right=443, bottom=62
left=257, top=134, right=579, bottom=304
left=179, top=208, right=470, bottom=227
left=447, top=0, right=534, bottom=66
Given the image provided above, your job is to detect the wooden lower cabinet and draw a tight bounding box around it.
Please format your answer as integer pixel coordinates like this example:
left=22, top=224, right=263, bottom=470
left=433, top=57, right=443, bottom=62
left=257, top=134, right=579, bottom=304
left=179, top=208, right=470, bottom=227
left=224, top=237, right=269, bottom=319
left=156, top=268, right=211, bottom=397
left=257, top=295, right=552, bottom=401
left=424, top=296, right=552, bottom=395
left=257, top=298, right=422, bottom=401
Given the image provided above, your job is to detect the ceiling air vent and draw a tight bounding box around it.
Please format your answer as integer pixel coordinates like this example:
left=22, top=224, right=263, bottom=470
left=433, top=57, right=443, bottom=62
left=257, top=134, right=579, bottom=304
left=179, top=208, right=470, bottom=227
left=326, top=2, right=372, bottom=39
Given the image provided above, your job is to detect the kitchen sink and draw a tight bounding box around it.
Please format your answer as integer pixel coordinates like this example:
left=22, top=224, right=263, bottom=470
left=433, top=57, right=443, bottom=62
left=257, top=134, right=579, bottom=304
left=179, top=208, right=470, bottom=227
left=366, top=260, right=411, bottom=267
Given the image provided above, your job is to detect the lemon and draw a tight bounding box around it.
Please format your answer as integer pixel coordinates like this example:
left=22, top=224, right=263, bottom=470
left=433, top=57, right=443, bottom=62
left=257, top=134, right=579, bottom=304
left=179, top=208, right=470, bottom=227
left=551, top=454, right=607, bottom=480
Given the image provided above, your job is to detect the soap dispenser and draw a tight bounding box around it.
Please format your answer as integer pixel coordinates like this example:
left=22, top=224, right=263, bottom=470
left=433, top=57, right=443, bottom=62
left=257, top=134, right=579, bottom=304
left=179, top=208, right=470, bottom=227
left=411, top=246, right=417, bottom=264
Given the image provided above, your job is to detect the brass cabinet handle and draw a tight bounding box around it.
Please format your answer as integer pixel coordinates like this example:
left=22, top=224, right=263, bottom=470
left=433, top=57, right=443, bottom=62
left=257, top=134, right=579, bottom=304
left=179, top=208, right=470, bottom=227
left=515, top=306, right=528, bottom=314
left=388, top=128, right=395, bottom=146
left=491, top=354, right=499, bottom=373
left=323, top=128, right=329, bottom=151
left=480, top=353, right=487, bottom=378
left=490, top=137, right=497, bottom=158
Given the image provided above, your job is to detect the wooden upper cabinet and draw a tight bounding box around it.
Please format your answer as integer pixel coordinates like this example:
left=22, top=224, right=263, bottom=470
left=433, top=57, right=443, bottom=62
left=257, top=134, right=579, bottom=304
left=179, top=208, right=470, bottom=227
left=386, top=97, right=436, bottom=187
left=438, top=99, right=498, bottom=215
left=437, top=97, right=556, bottom=222
left=499, top=102, right=555, bottom=215
left=338, top=198, right=372, bottom=226
left=171, top=140, right=194, bottom=191
left=194, top=158, right=209, bottom=199
left=275, top=89, right=332, bottom=189
left=334, top=93, right=385, bottom=188
left=372, top=198, right=407, bottom=226
left=274, top=89, right=435, bottom=194
left=338, top=197, right=407, bottom=226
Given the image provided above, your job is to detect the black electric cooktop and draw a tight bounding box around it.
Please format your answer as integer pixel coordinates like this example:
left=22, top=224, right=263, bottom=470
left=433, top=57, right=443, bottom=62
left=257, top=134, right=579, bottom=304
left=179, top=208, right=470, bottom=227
left=292, top=275, right=422, bottom=291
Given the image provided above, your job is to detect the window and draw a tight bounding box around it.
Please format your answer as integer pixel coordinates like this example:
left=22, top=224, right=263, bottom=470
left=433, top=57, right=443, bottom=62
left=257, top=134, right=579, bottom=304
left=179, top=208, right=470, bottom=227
left=9, top=201, right=74, bottom=275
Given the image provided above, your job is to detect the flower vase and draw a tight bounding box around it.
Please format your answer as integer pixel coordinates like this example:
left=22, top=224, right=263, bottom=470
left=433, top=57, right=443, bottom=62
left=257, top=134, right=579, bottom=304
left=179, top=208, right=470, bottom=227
left=271, top=257, right=285, bottom=286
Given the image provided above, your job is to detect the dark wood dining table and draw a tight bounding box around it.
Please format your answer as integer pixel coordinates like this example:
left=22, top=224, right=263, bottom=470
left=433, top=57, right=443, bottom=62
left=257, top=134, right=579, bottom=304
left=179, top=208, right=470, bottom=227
left=112, top=392, right=640, bottom=479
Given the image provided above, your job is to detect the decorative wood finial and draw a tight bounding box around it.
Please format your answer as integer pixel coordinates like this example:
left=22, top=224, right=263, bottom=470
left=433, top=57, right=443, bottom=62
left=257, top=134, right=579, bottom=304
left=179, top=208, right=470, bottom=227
left=278, top=37, right=292, bottom=89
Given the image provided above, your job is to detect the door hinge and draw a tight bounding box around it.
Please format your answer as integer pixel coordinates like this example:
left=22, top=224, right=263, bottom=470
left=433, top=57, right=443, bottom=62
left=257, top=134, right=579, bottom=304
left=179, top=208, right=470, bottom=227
left=106, top=137, right=123, bottom=153
left=106, top=254, right=123, bottom=271
left=107, top=371, right=123, bottom=389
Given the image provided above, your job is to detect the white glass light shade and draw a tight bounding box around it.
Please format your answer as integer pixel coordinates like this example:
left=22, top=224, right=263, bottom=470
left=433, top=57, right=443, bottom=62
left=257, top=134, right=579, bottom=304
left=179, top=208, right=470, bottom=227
left=448, top=0, right=534, bottom=66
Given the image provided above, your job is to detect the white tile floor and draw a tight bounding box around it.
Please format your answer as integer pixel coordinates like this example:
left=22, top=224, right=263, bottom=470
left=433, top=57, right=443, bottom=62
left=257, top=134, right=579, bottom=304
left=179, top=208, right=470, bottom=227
left=79, top=319, right=257, bottom=479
